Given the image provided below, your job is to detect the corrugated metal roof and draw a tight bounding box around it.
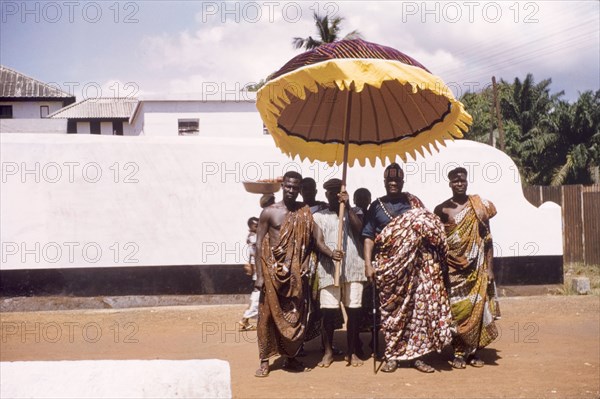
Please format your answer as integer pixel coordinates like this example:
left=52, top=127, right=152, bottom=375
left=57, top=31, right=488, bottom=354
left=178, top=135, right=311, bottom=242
left=0, top=65, right=74, bottom=98
left=48, top=98, right=139, bottom=119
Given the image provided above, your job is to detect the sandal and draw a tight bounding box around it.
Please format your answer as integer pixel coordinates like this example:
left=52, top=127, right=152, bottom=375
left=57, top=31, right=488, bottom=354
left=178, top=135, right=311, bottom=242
left=237, top=321, right=250, bottom=331
left=381, top=360, right=398, bottom=373
left=240, top=324, right=256, bottom=332
left=413, top=359, right=435, bottom=373
left=254, top=362, right=269, bottom=378
left=468, top=355, right=485, bottom=368
left=451, top=355, right=467, bottom=369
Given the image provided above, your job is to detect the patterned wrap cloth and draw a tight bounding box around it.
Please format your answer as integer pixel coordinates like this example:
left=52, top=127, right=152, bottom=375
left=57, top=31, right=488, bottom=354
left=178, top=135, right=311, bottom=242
left=445, top=195, right=500, bottom=357
left=374, top=206, right=453, bottom=361
left=257, top=205, right=313, bottom=360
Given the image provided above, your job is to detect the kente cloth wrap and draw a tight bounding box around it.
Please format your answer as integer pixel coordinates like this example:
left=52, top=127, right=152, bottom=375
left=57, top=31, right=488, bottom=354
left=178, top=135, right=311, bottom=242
left=257, top=205, right=313, bottom=360
left=374, top=208, right=453, bottom=361
left=445, top=195, right=500, bottom=356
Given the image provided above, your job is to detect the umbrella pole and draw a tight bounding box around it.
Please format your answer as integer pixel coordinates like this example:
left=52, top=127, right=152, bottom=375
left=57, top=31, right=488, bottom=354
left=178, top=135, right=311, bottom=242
left=334, top=87, right=352, bottom=287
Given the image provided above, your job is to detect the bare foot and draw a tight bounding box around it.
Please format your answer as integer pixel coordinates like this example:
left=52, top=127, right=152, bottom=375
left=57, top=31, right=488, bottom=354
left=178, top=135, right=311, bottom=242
left=318, top=352, right=334, bottom=368
left=345, top=354, right=363, bottom=367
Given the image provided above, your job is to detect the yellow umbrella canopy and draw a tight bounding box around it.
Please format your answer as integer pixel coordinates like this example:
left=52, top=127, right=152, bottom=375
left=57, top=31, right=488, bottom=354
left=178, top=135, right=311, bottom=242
left=256, top=39, right=472, bottom=166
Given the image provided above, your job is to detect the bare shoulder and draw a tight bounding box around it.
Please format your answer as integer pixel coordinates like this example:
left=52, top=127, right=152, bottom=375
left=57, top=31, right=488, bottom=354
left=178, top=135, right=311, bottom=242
left=263, top=201, right=289, bottom=218
left=259, top=203, right=277, bottom=220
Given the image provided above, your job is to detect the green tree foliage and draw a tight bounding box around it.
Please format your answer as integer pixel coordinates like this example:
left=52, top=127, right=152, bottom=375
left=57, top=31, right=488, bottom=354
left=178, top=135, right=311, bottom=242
left=550, top=90, right=600, bottom=185
left=245, top=79, right=265, bottom=92
left=292, top=11, right=362, bottom=51
left=460, top=74, right=599, bottom=185
left=459, top=87, right=494, bottom=144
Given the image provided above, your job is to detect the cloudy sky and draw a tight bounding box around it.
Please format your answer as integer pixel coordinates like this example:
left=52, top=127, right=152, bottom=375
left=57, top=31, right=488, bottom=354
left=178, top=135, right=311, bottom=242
left=1, top=1, right=598, bottom=102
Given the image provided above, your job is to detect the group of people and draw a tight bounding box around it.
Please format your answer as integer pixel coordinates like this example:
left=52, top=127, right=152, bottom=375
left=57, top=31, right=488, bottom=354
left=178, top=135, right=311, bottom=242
left=242, top=164, right=500, bottom=377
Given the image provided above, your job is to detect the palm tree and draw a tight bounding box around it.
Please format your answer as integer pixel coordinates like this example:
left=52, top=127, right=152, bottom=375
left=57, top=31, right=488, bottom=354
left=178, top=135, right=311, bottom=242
left=500, top=74, right=564, bottom=184
left=501, top=74, right=562, bottom=137
left=460, top=88, right=495, bottom=144
left=452, top=75, right=599, bottom=185
left=550, top=90, right=600, bottom=185
left=292, top=12, right=362, bottom=51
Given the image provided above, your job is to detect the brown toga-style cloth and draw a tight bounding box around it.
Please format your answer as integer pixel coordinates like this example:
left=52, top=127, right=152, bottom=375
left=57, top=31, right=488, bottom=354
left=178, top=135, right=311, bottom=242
left=257, top=205, right=314, bottom=360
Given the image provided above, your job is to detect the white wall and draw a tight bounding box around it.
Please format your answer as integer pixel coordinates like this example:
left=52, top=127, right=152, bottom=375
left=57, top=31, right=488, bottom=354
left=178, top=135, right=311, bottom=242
left=0, top=101, right=65, bottom=118
left=0, top=134, right=562, bottom=270
left=123, top=122, right=135, bottom=135
left=131, top=101, right=263, bottom=137
left=0, top=119, right=66, bottom=133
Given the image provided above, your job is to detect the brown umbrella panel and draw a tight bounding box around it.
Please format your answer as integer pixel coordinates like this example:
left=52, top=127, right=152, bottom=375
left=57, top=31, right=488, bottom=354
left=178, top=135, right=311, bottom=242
left=256, top=40, right=472, bottom=166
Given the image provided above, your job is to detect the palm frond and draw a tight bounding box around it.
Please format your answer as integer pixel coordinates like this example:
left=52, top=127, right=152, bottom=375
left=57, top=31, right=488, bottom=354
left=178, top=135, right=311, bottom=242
left=292, top=37, right=306, bottom=49
left=551, top=154, right=573, bottom=186
left=342, top=30, right=363, bottom=40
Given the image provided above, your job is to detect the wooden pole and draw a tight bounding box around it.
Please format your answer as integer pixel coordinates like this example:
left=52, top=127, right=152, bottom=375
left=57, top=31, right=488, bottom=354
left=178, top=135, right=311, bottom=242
left=489, top=85, right=495, bottom=146
left=492, top=76, right=506, bottom=151
left=334, top=87, right=352, bottom=287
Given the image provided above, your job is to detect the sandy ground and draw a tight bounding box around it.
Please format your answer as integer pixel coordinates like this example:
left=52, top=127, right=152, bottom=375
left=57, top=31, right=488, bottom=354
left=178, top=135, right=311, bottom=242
left=1, top=295, right=598, bottom=399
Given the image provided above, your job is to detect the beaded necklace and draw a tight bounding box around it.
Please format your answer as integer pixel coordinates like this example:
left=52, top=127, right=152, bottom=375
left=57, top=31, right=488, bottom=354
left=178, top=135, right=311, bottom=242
left=377, top=198, right=395, bottom=222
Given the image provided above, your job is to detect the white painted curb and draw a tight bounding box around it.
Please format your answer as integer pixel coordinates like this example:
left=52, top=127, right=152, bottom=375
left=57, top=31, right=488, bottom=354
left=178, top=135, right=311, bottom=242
left=0, top=359, right=231, bottom=398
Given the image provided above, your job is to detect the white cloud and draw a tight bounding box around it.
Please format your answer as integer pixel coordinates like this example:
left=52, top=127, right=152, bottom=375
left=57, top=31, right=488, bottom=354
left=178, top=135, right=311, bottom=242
left=133, top=1, right=597, bottom=99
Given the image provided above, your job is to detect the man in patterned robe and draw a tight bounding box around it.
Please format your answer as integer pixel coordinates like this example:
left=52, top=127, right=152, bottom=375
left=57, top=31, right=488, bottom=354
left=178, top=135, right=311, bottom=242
left=362, top=163, right=453, bottom=373
left=254, top=171, right=342, bottom=377
left=434, top=167, right=500, bottom=368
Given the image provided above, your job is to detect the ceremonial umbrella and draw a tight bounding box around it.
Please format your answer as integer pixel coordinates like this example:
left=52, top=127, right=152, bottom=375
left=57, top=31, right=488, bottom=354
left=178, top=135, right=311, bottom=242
left=256, top=39, right=472, bottom=285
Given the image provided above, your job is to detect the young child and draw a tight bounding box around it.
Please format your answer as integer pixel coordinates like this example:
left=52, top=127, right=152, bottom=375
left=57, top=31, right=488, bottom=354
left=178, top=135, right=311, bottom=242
left=239, top=217, right=259, bottom=331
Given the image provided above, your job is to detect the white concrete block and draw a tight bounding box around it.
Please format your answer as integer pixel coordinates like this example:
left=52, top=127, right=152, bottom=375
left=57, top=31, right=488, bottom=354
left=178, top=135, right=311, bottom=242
left=572, top=277, right=591, bottom=295
left=0, top=359, right=231, bottom=398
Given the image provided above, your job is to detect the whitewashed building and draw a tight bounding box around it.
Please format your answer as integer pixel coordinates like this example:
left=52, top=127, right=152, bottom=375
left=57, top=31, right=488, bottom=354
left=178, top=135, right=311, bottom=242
left=48, top=97, right=138, bottom=135
left=128, top=93, right=264, bottom=137
left=0, top=65, right=75, bottom=133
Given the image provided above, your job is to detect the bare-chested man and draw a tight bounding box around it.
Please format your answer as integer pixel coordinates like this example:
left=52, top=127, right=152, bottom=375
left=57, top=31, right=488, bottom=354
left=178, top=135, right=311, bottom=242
left=254, top=171, right=343, bottom=377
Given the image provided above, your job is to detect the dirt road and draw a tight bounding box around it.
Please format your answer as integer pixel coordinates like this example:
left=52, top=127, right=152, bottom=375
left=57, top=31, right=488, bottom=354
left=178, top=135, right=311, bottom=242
left=1, top=296, right=598, bottom=398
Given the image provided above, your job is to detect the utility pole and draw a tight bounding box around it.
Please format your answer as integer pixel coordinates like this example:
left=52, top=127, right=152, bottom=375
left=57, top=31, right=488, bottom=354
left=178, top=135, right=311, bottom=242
left=489, top=88, right=495, bottom=146
left=491, top=76, right=505, bottom=152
